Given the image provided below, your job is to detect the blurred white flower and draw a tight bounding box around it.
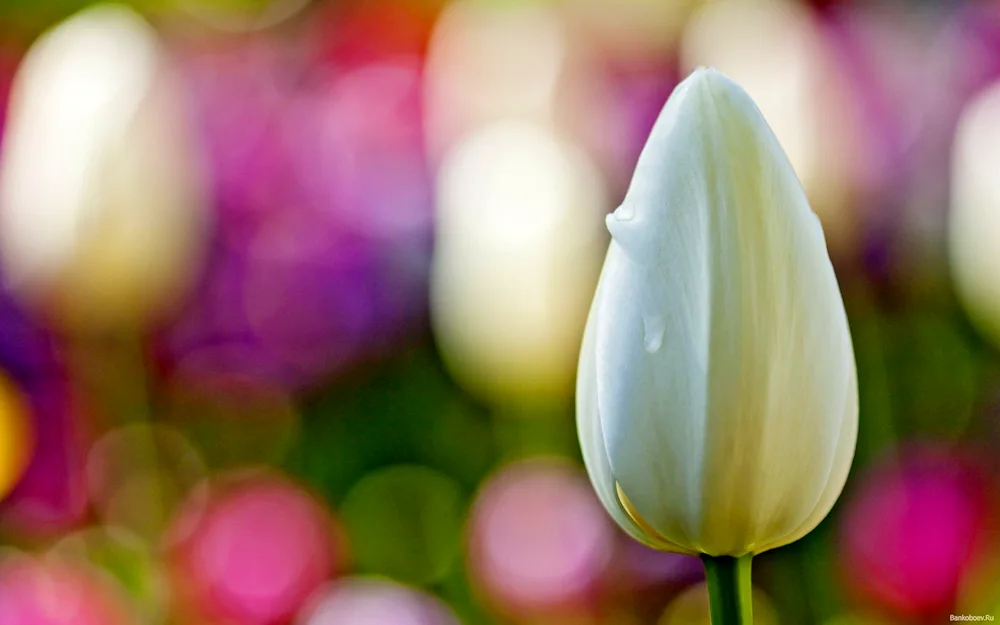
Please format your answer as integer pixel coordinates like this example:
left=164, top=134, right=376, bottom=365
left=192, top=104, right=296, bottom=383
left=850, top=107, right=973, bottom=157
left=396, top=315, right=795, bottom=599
left=431, top=122, right=606, bottom=408
left=0, top=4, right=209, bottom=331
left=950, top=81, right=1000, bottom=348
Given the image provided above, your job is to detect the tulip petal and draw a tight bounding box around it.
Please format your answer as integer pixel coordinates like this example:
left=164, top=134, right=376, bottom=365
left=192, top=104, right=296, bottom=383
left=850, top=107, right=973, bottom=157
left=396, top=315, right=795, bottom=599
left=592, top=71, right=719, bottom=552
left=689, top=71, right=856, bottom=555
left=577, top=265, right=698, bottom=555
left=753, top=364, right=857, bottom=553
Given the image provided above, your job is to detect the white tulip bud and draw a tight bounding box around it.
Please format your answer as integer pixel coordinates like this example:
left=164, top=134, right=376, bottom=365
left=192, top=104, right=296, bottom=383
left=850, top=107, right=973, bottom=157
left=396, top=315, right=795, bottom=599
left=577, top=68, right=858, bottom=557
left=0, top=4, right=209, bottom=331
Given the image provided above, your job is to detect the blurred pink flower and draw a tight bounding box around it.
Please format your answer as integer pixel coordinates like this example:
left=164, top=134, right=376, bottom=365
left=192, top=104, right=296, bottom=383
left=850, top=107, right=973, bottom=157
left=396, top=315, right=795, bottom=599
left=168, top=470, right=340, bottom=625
left=467, top=460, right=614, bottom=618
left=839, top=446, right=996, bottom=620
left=0, top=555, right=134, bottom=625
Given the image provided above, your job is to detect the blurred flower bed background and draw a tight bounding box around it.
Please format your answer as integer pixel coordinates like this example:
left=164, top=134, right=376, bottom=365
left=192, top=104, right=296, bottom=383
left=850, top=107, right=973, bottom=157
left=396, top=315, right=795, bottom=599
left=0, top=0, right=999, bottom=623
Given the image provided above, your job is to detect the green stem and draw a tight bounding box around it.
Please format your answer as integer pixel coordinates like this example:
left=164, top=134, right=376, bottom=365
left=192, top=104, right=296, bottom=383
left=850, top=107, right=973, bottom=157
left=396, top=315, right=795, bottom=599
left=702, top=554, right=754, bottom=625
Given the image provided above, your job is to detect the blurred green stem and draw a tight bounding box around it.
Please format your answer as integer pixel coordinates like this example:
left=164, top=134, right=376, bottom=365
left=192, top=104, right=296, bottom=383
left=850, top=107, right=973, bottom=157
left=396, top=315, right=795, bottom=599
left=702, top=554, right=753, bottom=625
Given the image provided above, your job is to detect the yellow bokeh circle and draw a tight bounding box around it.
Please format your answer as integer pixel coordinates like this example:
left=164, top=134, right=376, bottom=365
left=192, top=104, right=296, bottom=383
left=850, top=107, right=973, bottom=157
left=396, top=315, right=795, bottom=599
left=0, top=373, right=33, bottom=500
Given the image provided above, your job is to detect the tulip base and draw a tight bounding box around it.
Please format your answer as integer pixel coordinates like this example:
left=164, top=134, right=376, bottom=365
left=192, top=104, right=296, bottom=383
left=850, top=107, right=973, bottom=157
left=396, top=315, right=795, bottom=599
left=702, top=554, right=753, bottom=625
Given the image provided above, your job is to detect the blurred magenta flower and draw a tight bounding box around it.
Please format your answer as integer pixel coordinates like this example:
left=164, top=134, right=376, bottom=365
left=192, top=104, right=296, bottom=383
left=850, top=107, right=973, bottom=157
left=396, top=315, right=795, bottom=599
left=0, top=376, right=89, bottom=537
left=0, top=553, right=135, bottom=625
left=158, top=41, right=432, bottom=389
left=168, top=470, right=340, bottom=625
left=467, top=460, right=614, bottom=618
left=839, top=446, right=996, bottom=620
left=297, top=577, right=459, bottom=625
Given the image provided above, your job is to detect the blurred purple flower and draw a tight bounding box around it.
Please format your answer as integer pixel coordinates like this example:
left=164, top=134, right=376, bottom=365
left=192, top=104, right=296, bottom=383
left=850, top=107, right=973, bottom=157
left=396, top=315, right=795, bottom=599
left=819, top=7, right=913, bottom=207
left=820, top=3, right=1000, bottom=279
left=930, top=3, right=1000, bottom=142
left=0, top=289, right=62, bottom=386
left=817, top=4, right=948, bottom=282
left=157, top=42, right=432, bottom=389
left=610, top=538, right=703, bottom=592
left=579, top=61, right=677, bottom=198
left=839, top=446, right=996, bottom=620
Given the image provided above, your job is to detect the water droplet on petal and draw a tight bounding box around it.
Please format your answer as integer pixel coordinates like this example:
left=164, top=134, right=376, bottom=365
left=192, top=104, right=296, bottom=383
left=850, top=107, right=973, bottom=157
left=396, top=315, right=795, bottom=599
left=611, top=204, right=635, bottom=222
left=642, top=315, right=664, bottom=353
